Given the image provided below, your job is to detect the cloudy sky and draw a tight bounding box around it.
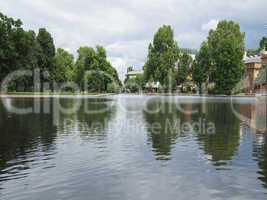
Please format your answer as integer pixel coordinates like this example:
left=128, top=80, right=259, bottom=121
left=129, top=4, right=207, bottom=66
left=0, top=0, right=266, bottom=79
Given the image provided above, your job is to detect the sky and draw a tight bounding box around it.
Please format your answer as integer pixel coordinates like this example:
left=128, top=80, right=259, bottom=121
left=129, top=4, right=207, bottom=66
left=0, top=0, right=266, bottom=80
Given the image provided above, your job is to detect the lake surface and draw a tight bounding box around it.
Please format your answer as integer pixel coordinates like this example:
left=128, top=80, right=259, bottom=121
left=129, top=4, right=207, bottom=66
left=0, top=95, right=266, bottom=200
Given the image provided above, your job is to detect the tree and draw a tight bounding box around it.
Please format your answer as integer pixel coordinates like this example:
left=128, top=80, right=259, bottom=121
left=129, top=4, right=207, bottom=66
left=177, top=53, right=192, bottom=92
left=74, top=46, right=97, bottom=90
left=36, top=28, right=56, bottom=91
left=74, top=46, right=121, bottom=92
left=53, top=48, right=75, bottom=85
left=124, top=74, right=145, bottom=93
left=246, top=49, right=258, bottom=56
left=208, top=20, right=245, bottom=95
left=144, top=25, right=179, bottom=87
left=0, top=12, right=38, bottom=91
left=0, top=12, right=122, bottom=93
left=96, top=45, right=121, bottom=89
left=246, top=37, right=267, bottom=56
left=192, top=42, right=212, bottom=94
left=259, top=37, right=267, bottom=51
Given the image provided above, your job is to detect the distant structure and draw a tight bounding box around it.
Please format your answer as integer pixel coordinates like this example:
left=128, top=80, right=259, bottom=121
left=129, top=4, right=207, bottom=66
left=125, top=67, right=160, bottom=91
left=243, top=50, right=267, bottom=94
left=125, top=67, right=144, bottom=80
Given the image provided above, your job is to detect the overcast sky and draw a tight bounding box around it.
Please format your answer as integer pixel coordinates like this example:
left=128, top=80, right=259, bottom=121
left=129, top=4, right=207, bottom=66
left=0, top=0, right=266, bottom=79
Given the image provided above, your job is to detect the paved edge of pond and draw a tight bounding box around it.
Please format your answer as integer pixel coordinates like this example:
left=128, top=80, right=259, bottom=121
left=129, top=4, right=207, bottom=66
left=121, top=93, right=261, bottom=98
left=0, top=93, right=116, bottom=98
left=0, top=93, right=265, bottom=98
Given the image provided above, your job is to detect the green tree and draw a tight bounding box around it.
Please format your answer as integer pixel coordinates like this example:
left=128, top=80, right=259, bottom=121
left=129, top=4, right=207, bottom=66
left=36, top=28, right=56, bottom=91
left=192, top=42, right=212, bottom=94
left=246, top=37, right=267, bottom=56
left=74, top=46, right=121, bottom=92
left=177, top=53, right=192, bottom=92
left=84, top=55, right=104, bottom=92
left=144, top=25, right=179, bottom=87
left=74, top=46, right=98, bottom=90
left=208, top=20, right=245, bottom=95
left=0, top=12, right=38, bottom=91
left=53, top=48, right=75, bottom=84
left=124, top=74, right=145, bottom=93
left=0, top=12, right=122, bottom=94
left=259, top=37, right=267, bottom=51
left=96, top=45, right=121, bottom=89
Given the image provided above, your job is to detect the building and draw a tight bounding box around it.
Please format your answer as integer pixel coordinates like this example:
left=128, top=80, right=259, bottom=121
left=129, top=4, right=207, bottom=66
left=125, top=69, right=144, bottom=80
left=243, top=50, right=267, bottom=94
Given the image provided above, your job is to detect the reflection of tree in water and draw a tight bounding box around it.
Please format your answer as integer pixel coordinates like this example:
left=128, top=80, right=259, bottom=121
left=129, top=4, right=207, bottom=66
left=57, top=98, right=116, bottom=141
left=196, top=102, right=241, bottom=166
left=0, top=98, right=57, bottom=176
left=143, top=100, right=195, bottom=161
left=0, top=97, right=116, bottom=186
left=253, top=135, right=267, bottom=189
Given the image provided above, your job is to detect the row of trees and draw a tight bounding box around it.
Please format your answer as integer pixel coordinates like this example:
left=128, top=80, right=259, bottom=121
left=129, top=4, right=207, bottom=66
left=142, top=21, right=246, bottom=95
left=0, top=12, right=121, bottom=93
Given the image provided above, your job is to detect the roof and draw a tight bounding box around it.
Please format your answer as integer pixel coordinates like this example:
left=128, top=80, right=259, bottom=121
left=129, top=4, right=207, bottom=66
left=243, top=55, right=261, bottom=64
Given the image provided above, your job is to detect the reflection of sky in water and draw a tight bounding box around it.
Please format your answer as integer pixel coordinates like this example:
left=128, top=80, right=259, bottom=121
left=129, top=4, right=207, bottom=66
left=0, top=95, right=266, bottom=200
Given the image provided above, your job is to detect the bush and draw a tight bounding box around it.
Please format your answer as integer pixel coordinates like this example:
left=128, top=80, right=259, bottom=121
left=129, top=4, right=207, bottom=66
left=107, top=83, right=120, bottom=93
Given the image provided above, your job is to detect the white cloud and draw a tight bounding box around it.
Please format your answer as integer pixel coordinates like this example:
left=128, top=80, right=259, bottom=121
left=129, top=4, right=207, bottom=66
left=201, top=19, right=219, bottom=31
left=109, top=57, right=128, bottom=81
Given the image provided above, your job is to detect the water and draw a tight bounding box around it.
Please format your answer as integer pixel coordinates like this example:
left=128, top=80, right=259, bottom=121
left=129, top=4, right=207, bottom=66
left=0, top=95, right=266, bottom=200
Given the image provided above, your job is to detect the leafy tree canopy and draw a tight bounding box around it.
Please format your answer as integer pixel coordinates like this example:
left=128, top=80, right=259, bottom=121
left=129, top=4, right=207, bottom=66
left=192, top=42, right=212, bottom=94
left=144, top=25, right=180, bottom=87
left=208, top=20, right=245, bottom=94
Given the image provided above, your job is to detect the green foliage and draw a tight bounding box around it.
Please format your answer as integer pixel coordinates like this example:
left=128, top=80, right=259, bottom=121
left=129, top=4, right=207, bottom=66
left=0, top=12, right=121, bottom=93
left=247, top=37, right=267, bottom=56
left=75, top=46, right=121, bottom=92
left=124, top=74, right=145, bottom=92
left=0, top=12, right=38, bottom=91
left=163, top=68, right=177, bottom=92
left=53, top=48, right=75, bottom=83
left=246, top=37, right=267, bottom=57
left=107, top=83, right=120, bottom=93
left=177, top=53, right=192, bottom=86
left=259, top=37, right=267, bottom=51
left=207, top=20, right=245, bottom=95
left=36, top=28, right=55, bottom=70
left=144, top=25, right=179, bottom=86
left=192, top=42, right=212, bottom=94
left=36, top=28, right=56, bottom=91
left=180, top=48, right=198, bottom=55
left=246, top=49, right=258, bottom=56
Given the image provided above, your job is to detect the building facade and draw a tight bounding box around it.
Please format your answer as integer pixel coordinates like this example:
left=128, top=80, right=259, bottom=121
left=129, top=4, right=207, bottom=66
left=243, top=50, right=267, bottom=94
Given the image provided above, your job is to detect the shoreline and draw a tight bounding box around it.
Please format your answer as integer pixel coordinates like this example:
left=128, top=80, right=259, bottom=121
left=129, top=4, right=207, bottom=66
left=0, top=92, right=265, bottom=98
left=0, top=93, right=115, bottom=98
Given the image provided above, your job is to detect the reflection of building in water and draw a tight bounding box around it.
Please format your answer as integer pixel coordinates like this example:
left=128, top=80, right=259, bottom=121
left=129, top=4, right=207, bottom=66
left=239, top=99, right=267, bottom=188
left=239, top=97, right=267, bottom=133
left=253, top=135, right=267, bottom=188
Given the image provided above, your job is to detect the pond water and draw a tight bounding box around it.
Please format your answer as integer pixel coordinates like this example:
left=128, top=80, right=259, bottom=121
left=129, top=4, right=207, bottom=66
left=0, top=95, right=266, bottom=200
